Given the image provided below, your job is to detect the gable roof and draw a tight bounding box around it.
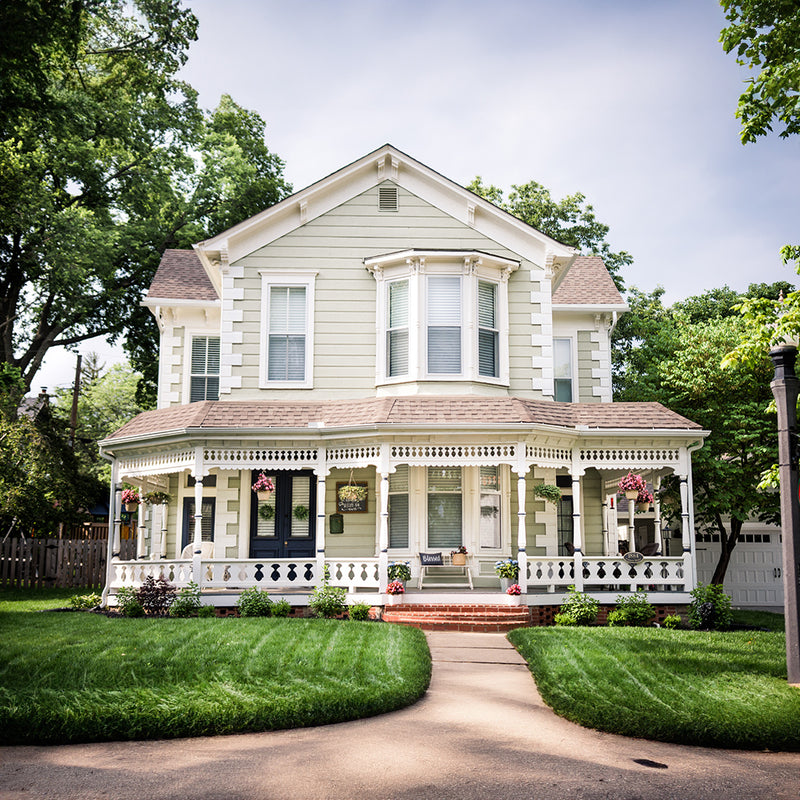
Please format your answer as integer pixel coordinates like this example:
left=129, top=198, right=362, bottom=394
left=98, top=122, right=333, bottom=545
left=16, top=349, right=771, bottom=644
left=104, top=396, right=702, bottom=444
left=146, top=249, right=218, bottom=303
left=192, top=144, right=578, bottom=293
left=552, top=256, right=626, bottom=307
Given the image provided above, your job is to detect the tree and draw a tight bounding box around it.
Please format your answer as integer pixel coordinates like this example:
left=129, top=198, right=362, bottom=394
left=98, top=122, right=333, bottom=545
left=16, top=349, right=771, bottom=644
left=467, top=177, right=632, bottom=289
left=0, top=1, right=291, bottom=401
left=720, top=1, right=800, bottom=269
left=614, top=284, right=788, bottom=584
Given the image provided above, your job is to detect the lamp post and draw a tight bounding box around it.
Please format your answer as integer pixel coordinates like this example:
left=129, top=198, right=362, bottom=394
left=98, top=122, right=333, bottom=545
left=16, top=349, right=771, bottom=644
left=768, top=344, right=800, bottom=686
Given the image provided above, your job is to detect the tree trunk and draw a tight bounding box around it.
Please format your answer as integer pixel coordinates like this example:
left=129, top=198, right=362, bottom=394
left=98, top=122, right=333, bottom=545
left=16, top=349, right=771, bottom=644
left=710, top=516, right=743, bottom=586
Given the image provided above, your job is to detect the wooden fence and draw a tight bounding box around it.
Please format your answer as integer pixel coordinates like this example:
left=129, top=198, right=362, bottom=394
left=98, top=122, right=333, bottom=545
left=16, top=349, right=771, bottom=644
left=0, top=538, right=135, bottom=589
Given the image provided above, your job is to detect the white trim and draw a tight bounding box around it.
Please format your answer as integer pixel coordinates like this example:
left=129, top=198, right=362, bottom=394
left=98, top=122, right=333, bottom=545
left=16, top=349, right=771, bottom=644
left=258, top=271, right=317, bottom=389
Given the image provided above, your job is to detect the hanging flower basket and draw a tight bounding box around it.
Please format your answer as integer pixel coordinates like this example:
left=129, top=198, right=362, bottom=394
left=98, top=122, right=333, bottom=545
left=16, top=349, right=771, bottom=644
left=143, top=491, right=170, bottom=506
left=618, top=473, right=646, bottom=500
left=533, top=483, right=562, bottom=505
left=338, top=483, right=367, bottom=502
left=636, top=487, right=654, bottom=512
left=251, top=473, right=275, bottom=501
left=121, top=488, right=140, bottom=512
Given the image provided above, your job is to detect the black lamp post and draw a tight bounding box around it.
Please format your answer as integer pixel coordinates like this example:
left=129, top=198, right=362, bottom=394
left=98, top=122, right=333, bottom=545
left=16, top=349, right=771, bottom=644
left=768, top=344, right=800, bottom=686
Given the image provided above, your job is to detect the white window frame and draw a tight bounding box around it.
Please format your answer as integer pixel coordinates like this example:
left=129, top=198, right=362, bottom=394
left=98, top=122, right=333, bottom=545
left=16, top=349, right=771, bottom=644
left=259, top=271, right=317, bottom=389
left=368, top=251, right=516, bottom=387
left=183, top=331, right=221, bottom=403
left=553, top=336, right=575, bottom=402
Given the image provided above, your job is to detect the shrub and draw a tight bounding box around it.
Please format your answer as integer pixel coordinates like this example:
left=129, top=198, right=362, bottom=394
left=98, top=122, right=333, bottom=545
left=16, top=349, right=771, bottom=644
left=688, top=583, right=733, bottom=630
left=236, top=588, right=273, bottom=617
left=662, top=614, right=683, bottom=629
left=607, top=591, right=655, bottom=627
left=349, top=602, right=371, bottom=621
left=136, top=576, right=176, bottom=616
left=271, top=599, right=291, bottom=617
left=309, top=566, right=347, bottom=618
left=169, top=582, right=202, bottom=617
left=197, top=605, right=216, bottom=618
left=387, top=561, right=411, bottom=582
left=69, top=593, right=101, bottom=610
left=116, top=586, right=144, bottom=617
left=554, top=585, right=599, bottom=626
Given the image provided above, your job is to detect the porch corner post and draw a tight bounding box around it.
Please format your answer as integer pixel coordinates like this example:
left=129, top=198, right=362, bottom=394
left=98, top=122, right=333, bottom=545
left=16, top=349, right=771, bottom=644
left=679, top=471, right=692, bottom=590
left=192, top=447, right=205, bottom=588
left=159, top=502, right=168, bottom=558
left=136, top=489, right=147, bottom=560
left=515, top=469, right=528, bottom=594
left=101, top=458, right=120, bottom=606
left=571, top=454, right=585, bottom=591
left=378, top=471, right=390, bottom=594
left=315, top=448, right=328, bottom=585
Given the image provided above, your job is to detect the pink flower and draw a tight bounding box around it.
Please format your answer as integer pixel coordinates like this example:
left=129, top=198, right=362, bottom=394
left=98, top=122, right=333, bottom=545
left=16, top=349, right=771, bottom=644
left=506, top=584, right=522, bottom=595
left=251, top=473, right=275, bottom=493
left=121, top=488, right=140, bottom=505
left=387, top=580, right=405, bottom=595
left=618, top=473, right=646, bottom=493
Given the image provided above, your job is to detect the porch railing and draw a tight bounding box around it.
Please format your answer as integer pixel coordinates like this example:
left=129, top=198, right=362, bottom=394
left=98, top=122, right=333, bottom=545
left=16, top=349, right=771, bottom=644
left=109, top=554, right=688, bottom=594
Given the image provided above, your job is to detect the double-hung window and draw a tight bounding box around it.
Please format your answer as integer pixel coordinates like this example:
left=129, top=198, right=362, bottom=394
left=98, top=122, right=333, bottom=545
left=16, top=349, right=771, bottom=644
left=260, top=272, right=316, bottom=388
left=427, top=275, right=461, bottom=374
left=387, top=280, right=409, bottom=377
left=478, top=281, right=498, bottom=378
left=388, top=465, right=409, bottom=549
left=553, top=338, right=573, bottom=402
left=189, top=336, right=220, bottom=401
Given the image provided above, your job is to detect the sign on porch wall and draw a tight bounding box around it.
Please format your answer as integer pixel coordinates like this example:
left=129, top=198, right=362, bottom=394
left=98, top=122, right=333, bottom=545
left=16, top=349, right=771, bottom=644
left=336, top=482, right=368, bottom=513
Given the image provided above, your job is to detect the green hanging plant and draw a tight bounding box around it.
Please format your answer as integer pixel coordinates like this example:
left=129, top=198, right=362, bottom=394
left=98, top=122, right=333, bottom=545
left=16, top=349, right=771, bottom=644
left=533, top=483, right=562, bottom=505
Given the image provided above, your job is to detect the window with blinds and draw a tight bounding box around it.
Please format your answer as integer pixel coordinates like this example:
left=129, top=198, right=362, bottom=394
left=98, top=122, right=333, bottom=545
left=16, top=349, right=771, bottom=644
left=388, top=465, right=409, bottom=548
left=427, top=276, right=461, bottom=374
left=553, top=338, right=573, bottom=402
left=268, top=286, right=307, bottom=381
left=190, top=336, right=220, bottom=402
left=478, top=281, right=498, bottom=378
left=427, top=467, right=462, bottom=549
left=387, top=280, right=409, bottom=377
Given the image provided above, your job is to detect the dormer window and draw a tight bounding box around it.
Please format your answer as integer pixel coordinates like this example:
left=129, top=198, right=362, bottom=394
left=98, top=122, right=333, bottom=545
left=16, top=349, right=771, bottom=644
left=366, top=249, right=518, bottom=387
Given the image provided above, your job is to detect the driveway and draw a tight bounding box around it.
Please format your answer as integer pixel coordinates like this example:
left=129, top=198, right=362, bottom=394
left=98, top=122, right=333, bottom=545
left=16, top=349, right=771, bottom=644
left=1, top=631, right=798, bottom=800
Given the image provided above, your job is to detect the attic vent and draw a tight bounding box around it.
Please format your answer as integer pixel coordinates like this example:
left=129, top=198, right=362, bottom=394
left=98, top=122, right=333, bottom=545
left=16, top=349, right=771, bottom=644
left=378, top=186, right=398, bottom=212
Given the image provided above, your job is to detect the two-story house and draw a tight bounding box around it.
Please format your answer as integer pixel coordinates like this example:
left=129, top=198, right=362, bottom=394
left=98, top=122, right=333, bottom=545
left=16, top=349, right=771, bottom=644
left=100, top=144, right=706, bottom=615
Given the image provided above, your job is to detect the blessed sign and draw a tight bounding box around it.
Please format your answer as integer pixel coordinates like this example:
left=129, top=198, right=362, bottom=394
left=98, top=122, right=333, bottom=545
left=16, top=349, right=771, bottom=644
left=623, top=551, right=644, bottom=564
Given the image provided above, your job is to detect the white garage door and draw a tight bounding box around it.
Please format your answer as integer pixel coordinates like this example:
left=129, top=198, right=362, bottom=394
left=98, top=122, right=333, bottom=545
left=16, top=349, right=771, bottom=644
left=695, top=523, right=784, bottom=608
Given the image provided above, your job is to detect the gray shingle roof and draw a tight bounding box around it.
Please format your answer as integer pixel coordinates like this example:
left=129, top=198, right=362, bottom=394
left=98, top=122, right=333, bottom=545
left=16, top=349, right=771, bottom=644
left=147, top=249, right=218, bottom=302
left=552, top=256, right=625, bottom=306
left=106, top=396, right=701, bottom=441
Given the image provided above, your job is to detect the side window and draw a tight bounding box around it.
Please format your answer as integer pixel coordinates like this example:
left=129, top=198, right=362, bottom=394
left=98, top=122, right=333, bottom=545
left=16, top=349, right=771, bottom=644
left=553, top=338, right=573, bottom=402
left=387, top=279, right=409, bottom=378
left=190, top=336, right=220, bottom=401
left=388, top=465, right=409, bottom=548
left=478, top=281, right=498, bottom=378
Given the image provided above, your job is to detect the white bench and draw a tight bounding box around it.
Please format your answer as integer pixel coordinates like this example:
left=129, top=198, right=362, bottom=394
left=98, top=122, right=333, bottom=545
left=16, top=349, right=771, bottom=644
left=417, top=552, right=473, bottom=590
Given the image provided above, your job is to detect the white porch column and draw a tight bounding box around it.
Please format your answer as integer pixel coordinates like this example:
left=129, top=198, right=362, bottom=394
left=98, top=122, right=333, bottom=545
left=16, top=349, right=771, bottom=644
left=654, top=476, right=663, bottom=554
left=191, top=448, right=205, bottom=587
left=378, top=471, right=390, bottom=594
left=571, top=468, right=584, bottom=591
left=101, top=458, right=121, bottom=606
left=686, top=444, right=702, bottom=590
left=515, top=471, right=528, bottom=594
left=315, top=448, right=328, bottom=583
left=159, top=502, right=168, bottom=559
left=601, top=497, right=609, bottom=555
left=136, top=492, right=147, bottom=560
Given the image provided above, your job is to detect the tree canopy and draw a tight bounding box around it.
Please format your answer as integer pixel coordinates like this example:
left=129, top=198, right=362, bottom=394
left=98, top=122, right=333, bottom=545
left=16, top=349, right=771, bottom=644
left=0, top=0, right=291, bottom=401
left=467, top=177, right=631, bottom=289
left=614, top=283, right=789, bottom=583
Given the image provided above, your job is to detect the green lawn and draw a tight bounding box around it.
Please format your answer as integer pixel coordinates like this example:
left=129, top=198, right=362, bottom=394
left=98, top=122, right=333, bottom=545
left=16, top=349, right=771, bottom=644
left=0, top=588, right=431, bottom=745
left=508, top=614, right=799, bottom=751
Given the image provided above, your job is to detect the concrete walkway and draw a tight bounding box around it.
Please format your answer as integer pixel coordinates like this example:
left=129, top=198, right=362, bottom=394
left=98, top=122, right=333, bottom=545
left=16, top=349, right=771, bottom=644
left=1, top=631, right=799, bottom=800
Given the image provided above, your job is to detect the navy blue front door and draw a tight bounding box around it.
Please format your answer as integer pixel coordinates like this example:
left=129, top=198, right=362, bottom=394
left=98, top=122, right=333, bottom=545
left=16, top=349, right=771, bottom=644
left=249, top=470, right=316, bottom=559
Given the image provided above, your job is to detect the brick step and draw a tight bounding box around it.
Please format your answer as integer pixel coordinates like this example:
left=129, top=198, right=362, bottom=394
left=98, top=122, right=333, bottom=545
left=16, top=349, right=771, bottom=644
left=382, top=604, right=531, bottom=632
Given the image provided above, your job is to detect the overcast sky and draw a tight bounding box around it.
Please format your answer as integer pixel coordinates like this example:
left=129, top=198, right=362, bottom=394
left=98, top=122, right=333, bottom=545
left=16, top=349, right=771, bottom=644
left=33, top=0, right=800, bottom=394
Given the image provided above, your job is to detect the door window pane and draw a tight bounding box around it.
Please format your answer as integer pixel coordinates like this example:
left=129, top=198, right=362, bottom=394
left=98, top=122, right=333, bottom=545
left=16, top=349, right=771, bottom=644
left=479, top=466, right=501, bottom=548
left=427, top=467, right=462, bottom=549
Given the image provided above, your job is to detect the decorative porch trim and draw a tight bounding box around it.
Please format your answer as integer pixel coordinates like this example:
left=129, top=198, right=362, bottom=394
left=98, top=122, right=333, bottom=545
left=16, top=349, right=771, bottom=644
left=118, top=449, right=195, bottom=478
left=579, top=447, right=681, bottom=470
left=202, top=447, right=319, bottom=469
left=390, top=443, right=518, bottom=466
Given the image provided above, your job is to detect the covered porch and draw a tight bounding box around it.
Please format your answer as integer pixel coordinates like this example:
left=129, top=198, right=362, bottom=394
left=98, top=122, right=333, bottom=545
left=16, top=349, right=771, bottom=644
left=100, top=398, right=705, bottom=608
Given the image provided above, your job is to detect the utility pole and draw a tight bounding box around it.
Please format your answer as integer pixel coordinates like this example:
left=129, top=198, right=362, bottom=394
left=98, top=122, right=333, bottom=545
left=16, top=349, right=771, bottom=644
left=69, top=354, right=82, bottom=450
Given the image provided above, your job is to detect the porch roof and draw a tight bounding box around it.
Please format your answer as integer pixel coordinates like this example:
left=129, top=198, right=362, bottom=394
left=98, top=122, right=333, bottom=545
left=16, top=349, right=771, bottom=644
left=103, top=396, right=702, bottom=444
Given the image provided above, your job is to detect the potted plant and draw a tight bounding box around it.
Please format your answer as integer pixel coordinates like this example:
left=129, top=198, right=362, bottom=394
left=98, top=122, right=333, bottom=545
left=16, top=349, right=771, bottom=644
left=618, top=472, right=646, bottom=500
left=495, top=559, right=519, bottom=591
left=251, top=473, right=275, bottom=501
left=533, top=483, right=562, bottom=505
left=121, top=488, right=140, bottom=512
left=505, top=583, right=523, bottom=605
left=386, top=580, right=405, bottom=604
left=451, top=545, right=468, bottom=566
left=387, top=561, right=411, bottom=585
left=143, top=491, right=170, bottom=506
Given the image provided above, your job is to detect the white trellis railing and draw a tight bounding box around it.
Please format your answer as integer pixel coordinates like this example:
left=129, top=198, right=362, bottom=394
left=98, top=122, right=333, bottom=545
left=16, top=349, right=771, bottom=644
left=526, top=556, right=688, bottom=592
